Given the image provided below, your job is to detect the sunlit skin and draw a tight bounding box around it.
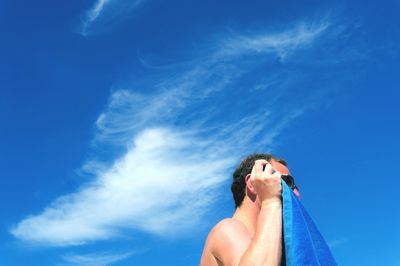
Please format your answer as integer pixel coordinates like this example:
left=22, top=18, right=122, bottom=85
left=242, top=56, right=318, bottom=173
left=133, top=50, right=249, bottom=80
left=200, top=159, right=300, bottom=266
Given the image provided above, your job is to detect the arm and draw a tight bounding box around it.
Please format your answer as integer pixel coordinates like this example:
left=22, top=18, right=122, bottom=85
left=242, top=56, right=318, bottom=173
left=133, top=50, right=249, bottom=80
left=238, top=201, right=282, bottom=266
left=239, top=160, right=283, bottom=266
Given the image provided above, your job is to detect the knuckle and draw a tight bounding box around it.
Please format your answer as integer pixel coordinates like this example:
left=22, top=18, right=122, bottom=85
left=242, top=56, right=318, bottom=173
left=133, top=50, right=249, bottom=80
left=272, top=173, right=281, bottom=179
left=274, top=177, right=281, bottom=183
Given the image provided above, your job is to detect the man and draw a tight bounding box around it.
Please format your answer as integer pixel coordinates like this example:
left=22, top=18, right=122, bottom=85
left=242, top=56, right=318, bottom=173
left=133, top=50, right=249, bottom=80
left=200, top=153, right=301, bottom=266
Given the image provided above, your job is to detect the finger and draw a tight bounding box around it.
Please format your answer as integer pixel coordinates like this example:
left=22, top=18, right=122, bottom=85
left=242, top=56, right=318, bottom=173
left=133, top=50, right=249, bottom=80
left=263, top=163, right=273, bottom=175
left=271, top=170, right=281, bottom=177
left=271, top=171, right=282, bottom=181
left=254, top=159, right=268, bottom=175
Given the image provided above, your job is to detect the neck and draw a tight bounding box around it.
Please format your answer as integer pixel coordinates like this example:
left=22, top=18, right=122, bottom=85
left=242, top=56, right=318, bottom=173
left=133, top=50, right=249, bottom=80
left=232, top=197, right=259, bottom=238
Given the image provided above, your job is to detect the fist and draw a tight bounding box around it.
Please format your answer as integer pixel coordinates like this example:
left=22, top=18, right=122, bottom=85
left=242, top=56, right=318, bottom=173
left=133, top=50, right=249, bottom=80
left=249, top=160, right=282, bottom=205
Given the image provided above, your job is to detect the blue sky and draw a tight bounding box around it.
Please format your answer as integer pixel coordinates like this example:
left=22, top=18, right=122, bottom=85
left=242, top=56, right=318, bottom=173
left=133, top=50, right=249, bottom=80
left=1, top=0, right=399, bottom=265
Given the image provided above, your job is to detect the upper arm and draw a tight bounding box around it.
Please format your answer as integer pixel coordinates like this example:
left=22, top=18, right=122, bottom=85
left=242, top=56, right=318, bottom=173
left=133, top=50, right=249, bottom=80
left=207, top=219, right=252, bottom=266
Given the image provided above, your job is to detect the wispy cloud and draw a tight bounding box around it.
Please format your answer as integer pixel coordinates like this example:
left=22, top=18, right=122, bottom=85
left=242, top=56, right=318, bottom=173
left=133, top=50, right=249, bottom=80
left=328, top=237, right=349, bottom=249
left=62, top=251, right=134, bottom=266
left=12, top=128, right=235, bottom=245
left=220, top=21, right=330, bottom=62
left=12, top=20, right=344, bottom=246
left=86, top=0, right=109, bottom=24
left=94, top=20, right=331, bottom=145
left=80, top=0, right=145, bottom=36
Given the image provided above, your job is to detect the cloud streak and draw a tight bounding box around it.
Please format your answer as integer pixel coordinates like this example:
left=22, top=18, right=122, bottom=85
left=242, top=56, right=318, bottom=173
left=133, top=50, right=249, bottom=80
left=85, top=0, right=109, bottom=24
left=220, top=21, right=329, bottom=62
left=62, top=251, right=134, bottom=266
left=12, top=128, right=235, bottom=245
left=80, top=0, right=145, bottom=36
left=328, top=237, right=349, bottom=249
left=12, top=20, right=342, bottom=246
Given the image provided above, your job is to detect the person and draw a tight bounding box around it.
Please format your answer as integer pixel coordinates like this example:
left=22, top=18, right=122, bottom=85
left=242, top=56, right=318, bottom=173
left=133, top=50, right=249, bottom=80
left=200, top=153, right=301, bottom=266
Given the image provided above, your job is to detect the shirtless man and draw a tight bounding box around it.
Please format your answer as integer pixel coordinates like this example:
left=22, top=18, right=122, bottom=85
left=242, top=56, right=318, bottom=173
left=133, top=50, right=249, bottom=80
left=200, top=154, right=301, bottom=266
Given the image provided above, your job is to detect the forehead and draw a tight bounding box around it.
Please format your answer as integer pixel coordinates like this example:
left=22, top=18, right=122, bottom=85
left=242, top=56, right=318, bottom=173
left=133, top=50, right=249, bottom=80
left=270, top=159, right=290, bottom=175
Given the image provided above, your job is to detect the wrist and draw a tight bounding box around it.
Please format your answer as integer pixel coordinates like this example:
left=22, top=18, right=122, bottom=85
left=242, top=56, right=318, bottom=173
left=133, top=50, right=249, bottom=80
left=260, top=198, right=282, bottom=208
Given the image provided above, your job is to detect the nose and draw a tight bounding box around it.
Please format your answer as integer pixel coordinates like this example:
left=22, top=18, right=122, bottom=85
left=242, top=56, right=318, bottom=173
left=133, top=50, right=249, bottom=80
left=293, top=188, right=301, bottom=199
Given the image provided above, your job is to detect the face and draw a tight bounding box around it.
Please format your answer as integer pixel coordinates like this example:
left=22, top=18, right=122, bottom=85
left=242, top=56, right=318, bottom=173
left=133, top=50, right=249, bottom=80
left=270, top=159, right=301, bottom=198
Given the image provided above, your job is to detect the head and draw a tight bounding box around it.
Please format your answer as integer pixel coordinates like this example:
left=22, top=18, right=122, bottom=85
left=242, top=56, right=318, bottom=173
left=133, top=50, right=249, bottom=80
left=230, top=153, right=300, bottom=208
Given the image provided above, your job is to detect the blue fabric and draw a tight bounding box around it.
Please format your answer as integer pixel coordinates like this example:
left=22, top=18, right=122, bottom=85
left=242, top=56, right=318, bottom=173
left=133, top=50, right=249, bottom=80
left=282, top=181, right=337, bottom=266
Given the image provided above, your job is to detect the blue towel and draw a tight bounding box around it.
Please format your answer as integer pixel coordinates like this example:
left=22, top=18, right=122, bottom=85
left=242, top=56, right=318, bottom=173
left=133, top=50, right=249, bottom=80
left=282, top=181, right=337, bottom=266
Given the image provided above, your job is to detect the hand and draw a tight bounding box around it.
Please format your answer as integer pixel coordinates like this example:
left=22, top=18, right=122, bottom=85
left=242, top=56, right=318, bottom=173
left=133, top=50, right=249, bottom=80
left=250, top=160, right=282, bottom=205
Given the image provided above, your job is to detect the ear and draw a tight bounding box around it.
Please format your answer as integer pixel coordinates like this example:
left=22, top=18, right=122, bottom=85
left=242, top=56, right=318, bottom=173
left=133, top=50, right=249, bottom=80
left=245, top=174, right=257, bottom=202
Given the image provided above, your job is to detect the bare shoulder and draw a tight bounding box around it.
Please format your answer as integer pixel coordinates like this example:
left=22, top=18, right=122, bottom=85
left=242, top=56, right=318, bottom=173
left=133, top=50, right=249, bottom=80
left=210, top=218, right=249, bottom=240
left=201, top=218, right=251, bottom=266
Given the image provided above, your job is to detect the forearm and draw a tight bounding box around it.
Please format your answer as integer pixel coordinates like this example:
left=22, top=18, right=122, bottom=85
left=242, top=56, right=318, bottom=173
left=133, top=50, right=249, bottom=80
left=239, top=201, right=282, bottom=266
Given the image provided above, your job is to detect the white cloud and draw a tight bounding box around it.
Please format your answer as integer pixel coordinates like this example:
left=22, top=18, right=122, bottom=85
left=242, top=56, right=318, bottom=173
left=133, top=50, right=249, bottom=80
left=62, top=251, right=134, bottom=266
left=219, top=21, right=330, bottom=62
left=94, top=21, right=330, bottom=145
left=328, top=237, right=349, bottom=249
left=87, top=0, right=109, bottom=24
left=80, top=0, right=145, bottom=36
left=12, top=20, right=338, bottom=246
left=11, top=128, right=235, bottom=245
